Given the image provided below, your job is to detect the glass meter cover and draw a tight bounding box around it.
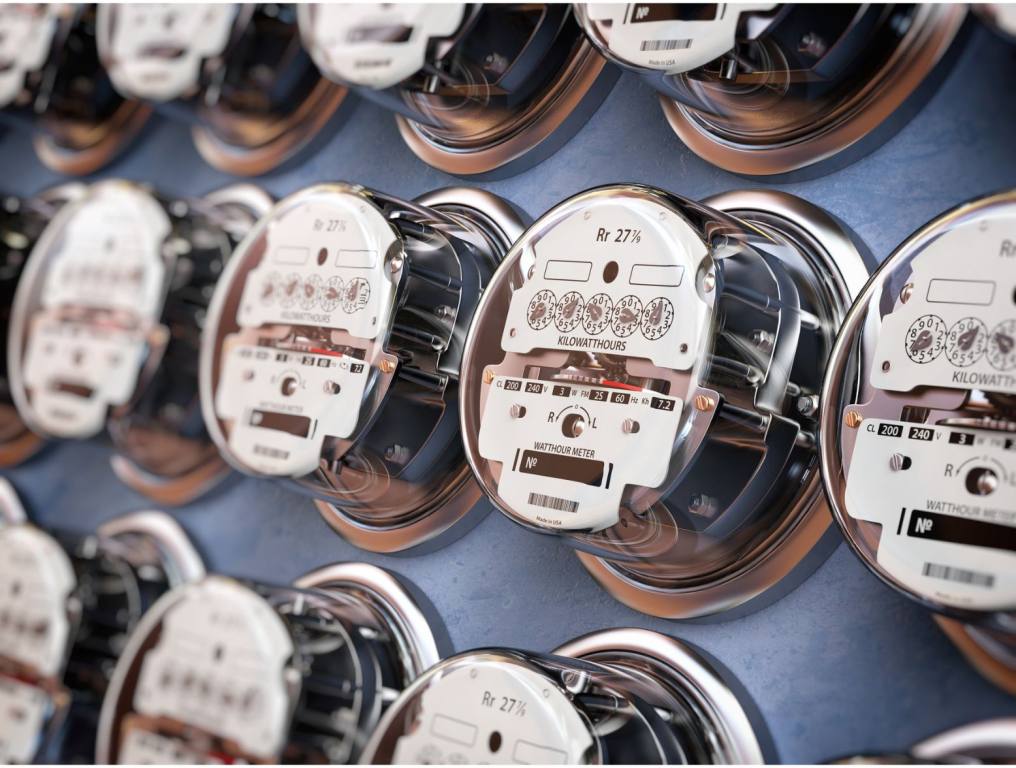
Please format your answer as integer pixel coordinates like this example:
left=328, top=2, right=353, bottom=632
left=362, top=629, right=765, bottom=764
left=819, top=190, right=1016, bottom=693
left=0, top=184, right=83, bottom=466
left=8, top=179, right=270, bottom=504
left=0, top=4, right=150, bottom=175
left=0, top=505, right=204, bottom=763
left=201, top=182, right=524, bottom=551
left=299, top=4, right=618, bottom=177
left=574, top=4, right=967, bottom=177
left=97, top=565, right=440, bottom=764
left=460, top=184, right=868, bottom=617
left=97, top=3, right=348, bottom=176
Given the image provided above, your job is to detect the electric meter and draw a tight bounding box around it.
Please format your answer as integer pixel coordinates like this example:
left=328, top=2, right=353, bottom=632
left=201, top=183, right=525, bottom=552
left=819, top=190, right=1016, bottom=696
left=460, top=184, right=869, bottom=618
left=298, top=3, right=619, bottom=178
left=361, top=628, right=766, bottom=764
left=0, top=183, right=84, bottom=466
left=96, top=563, right=440, bottom=764
left=8, top=179, right=272, bottom=504
left=97, top=3, right=348, bottom=175
left=835, top=718, right=1016, bottom=764
left=574, top=4, right=967, bottom=178
left=0, top=3, right=150, bottom=175
left=975, top=4, right=1016, bottom=41
left=0, top=505, right=204, bottom=763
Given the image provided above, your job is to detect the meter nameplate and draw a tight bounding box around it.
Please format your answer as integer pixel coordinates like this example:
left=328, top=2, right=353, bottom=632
left=845, top=418, right=1016, bottom=610
left=0, top=5, right=57, bottom=108
left=103, top=4, right=238, bottom=101
left=871, top=213, right=1016, bottom=395
left=583, top=3, right=775, bottom=74
left=21, top=185, right=170, bottom=438
left=478, top=375, right=682, bottom=531
left=22, top=319, right=150, bottom=438
left=0, top=526, right=75, bottom=679
left=0, top=677, right=54, bottom=763
left=119, top=728, right=216, bottom=764
left=132, top=578, right=295, bottom=761
left=215, top=344, right=369, bottom=476
left=392, top=659, right=595, bottom=765
left=501, top=200, right=709, bottom=371
left=304, top=3, right=466, bottom=90
left=234, top=195, right=398, bottom=341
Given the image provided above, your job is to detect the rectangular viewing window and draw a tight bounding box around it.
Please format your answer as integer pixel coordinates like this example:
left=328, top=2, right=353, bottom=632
left=925, top=279, right=996, bottom=306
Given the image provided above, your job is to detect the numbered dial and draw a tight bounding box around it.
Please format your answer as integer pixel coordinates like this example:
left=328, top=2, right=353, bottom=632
left=610, top=295, right=642, bottom=337
left=945, top=317, right=988, bottom=367
left=320, top=276, right=344, bottom=313
left=342, top=277, right=371, bottom=314
left=581, top=293, right=613, bottom=335
left=527, top=289, right=556, bottom=331
left=905, top=314, right=947, bottom=364
left=553, top=291, right=584, bottom=333
left=641, top=297, right=674, bottom=341
left=987, top=319, right=1016, bottom=371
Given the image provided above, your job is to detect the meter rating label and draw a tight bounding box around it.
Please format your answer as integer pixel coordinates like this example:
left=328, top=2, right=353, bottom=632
left=845, top=418, right=1016, bottom=610
left=500, top=199, right=711, bottom=372
left=871, top=212, right=1016, bottom=395
left=478, top=374, right=682, bottom=532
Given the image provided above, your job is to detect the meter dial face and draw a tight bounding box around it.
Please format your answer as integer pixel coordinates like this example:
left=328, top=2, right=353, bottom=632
left=0, top=4, right=58, bottom=108
left=0, top=525, right=76, bottom=764
left=14, top=183, right=170, bottom=440
left=831, top=197, right=1016, bottom=612
left=471, top=189, right=712, bottom=532
left=116, top=577, right=295, bottom=764
left=577, top=3, right=776, bottom=74
left=299, top=3, right=467, bottom=91
left=98, top=4, right=239, bottom=102
left=204, top=186, right=401, bottom=479
left=386, top=654, right=596, bottom=765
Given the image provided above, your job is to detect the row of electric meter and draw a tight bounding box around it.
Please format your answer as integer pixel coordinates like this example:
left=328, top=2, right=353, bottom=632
left=0, top=176, right=1014, bottom=712
left=0, top=482, right=1013, bottom=764
left=0, top=4, right=1013, bottom=178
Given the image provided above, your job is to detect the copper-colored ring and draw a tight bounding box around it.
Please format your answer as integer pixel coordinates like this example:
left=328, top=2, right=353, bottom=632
left=934, top=615, right=1016, bottom=696
left=661, top=6, right=967, bottom=177
left=32, top=100, right=152, bottom=176
left=109, top=453, right=231, bottom=507
left=0, top=427, right=44, bottom=468
left=192, top=80, right=348, bottom=176
left=395, top=41, right=614, bottom=177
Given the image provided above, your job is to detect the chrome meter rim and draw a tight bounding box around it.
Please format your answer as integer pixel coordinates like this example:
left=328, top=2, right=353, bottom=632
left=97, top=567, right=439, bottom=764
left=460, top=185, right=868, bottom=618
left=819, top=190, right=1016, bottom=692
left=202, top=183, right=526, bottom=553
left=911, top=718, right=1016, bottom=762
left=554, top=628, right=767, bottom=765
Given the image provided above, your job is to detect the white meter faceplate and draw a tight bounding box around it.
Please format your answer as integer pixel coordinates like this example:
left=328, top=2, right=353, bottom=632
left=97, top=4, right=239, bottom=102
left=461, top=185, right=867, bottom=618
left=0, top=4, right=58, bottom=109
left=98, top=564, right=440, bottom=765
left=10, top=181, right=170, bottom=440
left=299, top=3, right=467, bottom=90
left=362, top=629, right=766, bottom=765
left=821, top=191, right=1016, bottom=690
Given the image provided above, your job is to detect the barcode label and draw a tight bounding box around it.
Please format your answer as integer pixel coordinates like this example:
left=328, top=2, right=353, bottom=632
left=528, top=492, right=579, bottom=514
left=639, top=38, right=692, bottom=52
left=922, top=562, right=995, bottom=588
left=253, top=444, right=290, bottom=460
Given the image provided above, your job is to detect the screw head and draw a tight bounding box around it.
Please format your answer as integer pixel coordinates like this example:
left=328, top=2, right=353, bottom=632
left=900, top=283, right=914, bottom=304
left=694, top=394, right=716, bottom=412
left=483, top=369, right=495, bottom=385
left=845, top=411, right=863, bottom=428
left=379, top=359, right=396, bottom=375
left=509, top=404, right=526, bottom=419
left=702, top=272, right=716, bottom=293
left=796, top=394, right=819, bottom=416
left=622, top=418, right=640, bottom=434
